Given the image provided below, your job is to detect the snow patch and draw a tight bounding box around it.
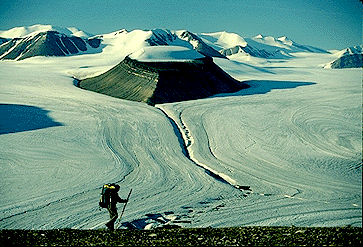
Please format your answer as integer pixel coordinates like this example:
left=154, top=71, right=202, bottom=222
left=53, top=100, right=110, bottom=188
left=129, top=46, right=205, bottom=62
left=200, top=31, right=247, bottom=49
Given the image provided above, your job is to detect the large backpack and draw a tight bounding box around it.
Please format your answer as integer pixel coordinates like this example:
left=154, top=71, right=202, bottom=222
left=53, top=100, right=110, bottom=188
left=99, top=183, right=117, bottom=208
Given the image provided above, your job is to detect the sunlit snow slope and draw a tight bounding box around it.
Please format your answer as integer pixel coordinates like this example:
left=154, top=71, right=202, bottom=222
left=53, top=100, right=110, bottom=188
left=0, top=42, right=361, bottom=229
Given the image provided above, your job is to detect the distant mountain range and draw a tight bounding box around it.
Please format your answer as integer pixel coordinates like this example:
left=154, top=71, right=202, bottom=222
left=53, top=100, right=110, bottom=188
left=200, top=32, right=329, bottom=59
left=0, top=24, right=336, bottom=61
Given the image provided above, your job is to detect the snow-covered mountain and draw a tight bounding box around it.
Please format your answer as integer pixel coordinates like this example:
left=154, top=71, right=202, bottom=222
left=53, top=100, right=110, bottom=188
left=251, top=34, right=328, bottom=53
left=199, top=32, right=276, bottom=59
left=175, top=30, right=226, bottom=58
left=0, top=26, right=227, bottom=61
left=200, top=32, right=275, bottom=58
left=200, top=32, right=329, bottom=59
left=324, top=45, right=362, bottom=69
left=86, top=28, right=226, bottom=59
left=0, top=25, right=102, bottom=60
left=200, top=31, right=248, bottom=49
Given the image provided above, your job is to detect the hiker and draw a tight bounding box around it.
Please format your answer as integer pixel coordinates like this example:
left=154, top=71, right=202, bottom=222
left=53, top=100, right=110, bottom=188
left=103, top=184, right=128, bottom=230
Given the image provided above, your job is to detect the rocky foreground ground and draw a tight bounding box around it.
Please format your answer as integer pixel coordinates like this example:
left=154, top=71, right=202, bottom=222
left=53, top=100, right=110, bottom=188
left=0, top=226, right=361, bottom=246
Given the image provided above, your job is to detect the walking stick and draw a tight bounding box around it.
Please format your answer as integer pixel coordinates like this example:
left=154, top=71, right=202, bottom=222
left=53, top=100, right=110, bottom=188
left=116, top=188, right=132, bottom=229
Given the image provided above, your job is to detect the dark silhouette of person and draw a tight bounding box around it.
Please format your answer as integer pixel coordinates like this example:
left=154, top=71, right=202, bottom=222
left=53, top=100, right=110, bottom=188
left=105, top=184, right=127, bottom=230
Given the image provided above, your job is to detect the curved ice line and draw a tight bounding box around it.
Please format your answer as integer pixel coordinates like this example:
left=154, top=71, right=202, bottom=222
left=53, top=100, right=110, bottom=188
left=98, top=115, right=135, bottom=184
left=156, top=106, right=239, bottom=189
left=156, top=106, right=309, bottom=199
left=0, top=186, right=99, bottom=223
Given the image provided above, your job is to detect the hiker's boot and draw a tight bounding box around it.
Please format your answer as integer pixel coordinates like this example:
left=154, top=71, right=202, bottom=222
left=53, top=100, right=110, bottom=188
left=105, top=222, right=114, bottom=230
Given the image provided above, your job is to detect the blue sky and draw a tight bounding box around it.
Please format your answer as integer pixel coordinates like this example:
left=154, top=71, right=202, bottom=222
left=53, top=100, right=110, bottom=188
left=0, top=0, right=361, bottom=49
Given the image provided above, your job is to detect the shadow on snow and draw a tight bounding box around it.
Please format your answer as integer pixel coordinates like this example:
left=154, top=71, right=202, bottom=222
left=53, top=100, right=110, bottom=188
left=120, top=212, right=184, bottom=230
left=212, top=80, right=316, bottom=98
left=0, top=104, right=63, bottom=135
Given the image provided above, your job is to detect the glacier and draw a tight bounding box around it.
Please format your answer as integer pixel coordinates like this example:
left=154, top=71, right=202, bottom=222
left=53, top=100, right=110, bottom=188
left=0, top=27, right=361, bottom=230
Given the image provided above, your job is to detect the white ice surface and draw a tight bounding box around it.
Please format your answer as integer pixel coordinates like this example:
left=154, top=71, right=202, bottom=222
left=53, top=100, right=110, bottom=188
left=129, top=46, right=204, bottom=62
left=0, top=49, right=361, bottom=229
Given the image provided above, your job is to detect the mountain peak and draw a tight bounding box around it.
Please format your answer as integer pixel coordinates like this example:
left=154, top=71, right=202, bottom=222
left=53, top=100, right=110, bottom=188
left=277, top=36, right=293, bottom=46
left=253, top=34, right=277, bottom=41
left=277, top=36, right=288, bottom=41
left=0, top=24, right=93, bottom=39
left=344, top=45, right=363, bottom=55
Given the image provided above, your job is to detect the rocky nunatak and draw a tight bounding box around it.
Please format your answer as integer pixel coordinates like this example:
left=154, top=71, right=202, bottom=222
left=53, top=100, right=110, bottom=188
left=79, top=56, right=249, bottom=105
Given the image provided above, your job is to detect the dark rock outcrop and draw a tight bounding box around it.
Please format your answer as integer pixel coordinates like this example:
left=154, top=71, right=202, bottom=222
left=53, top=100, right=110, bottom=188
left=79, top=56, right=248, bottom=105
left=146, top=29, right=179, bottom=46
left=329, top=46, right=363, bottom=69
left=0, top=37, right=9, bottom=45
left=331, top=54, right=363, bottom=69
left=330, top=54, right=362, bottom=69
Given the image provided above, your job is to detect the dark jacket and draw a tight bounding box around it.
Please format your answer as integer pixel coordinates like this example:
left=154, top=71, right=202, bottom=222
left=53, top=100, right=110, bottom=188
left=109, top=191, right=127, bottom=209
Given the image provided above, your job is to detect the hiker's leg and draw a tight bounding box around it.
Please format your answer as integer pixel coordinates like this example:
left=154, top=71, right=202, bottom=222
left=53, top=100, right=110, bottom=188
left=110, top=208, right=118, bottom=225
left=106, top=207, right=118, bottom=230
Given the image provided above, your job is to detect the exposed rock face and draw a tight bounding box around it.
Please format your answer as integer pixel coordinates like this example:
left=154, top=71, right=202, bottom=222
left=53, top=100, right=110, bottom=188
left=324, top=45, right=363, bottom=69
left=146, top=29, right=179, bottom=46
left=79, top=56, right=248, bottom=105
left=330, top=54, right=362, bottom=69
left=220, top=45, right=274, bottom=58
left=0, top=38, right=9, bottom=45
left=329, top=46, right=363, bottom=69
left=177, top=31, right=227, bottom=59
left=0, top=31, right=101, bottom=60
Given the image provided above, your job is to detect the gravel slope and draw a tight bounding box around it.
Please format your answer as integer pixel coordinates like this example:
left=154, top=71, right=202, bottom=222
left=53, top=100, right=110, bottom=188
left=1, top=226, right=361, bottom=246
